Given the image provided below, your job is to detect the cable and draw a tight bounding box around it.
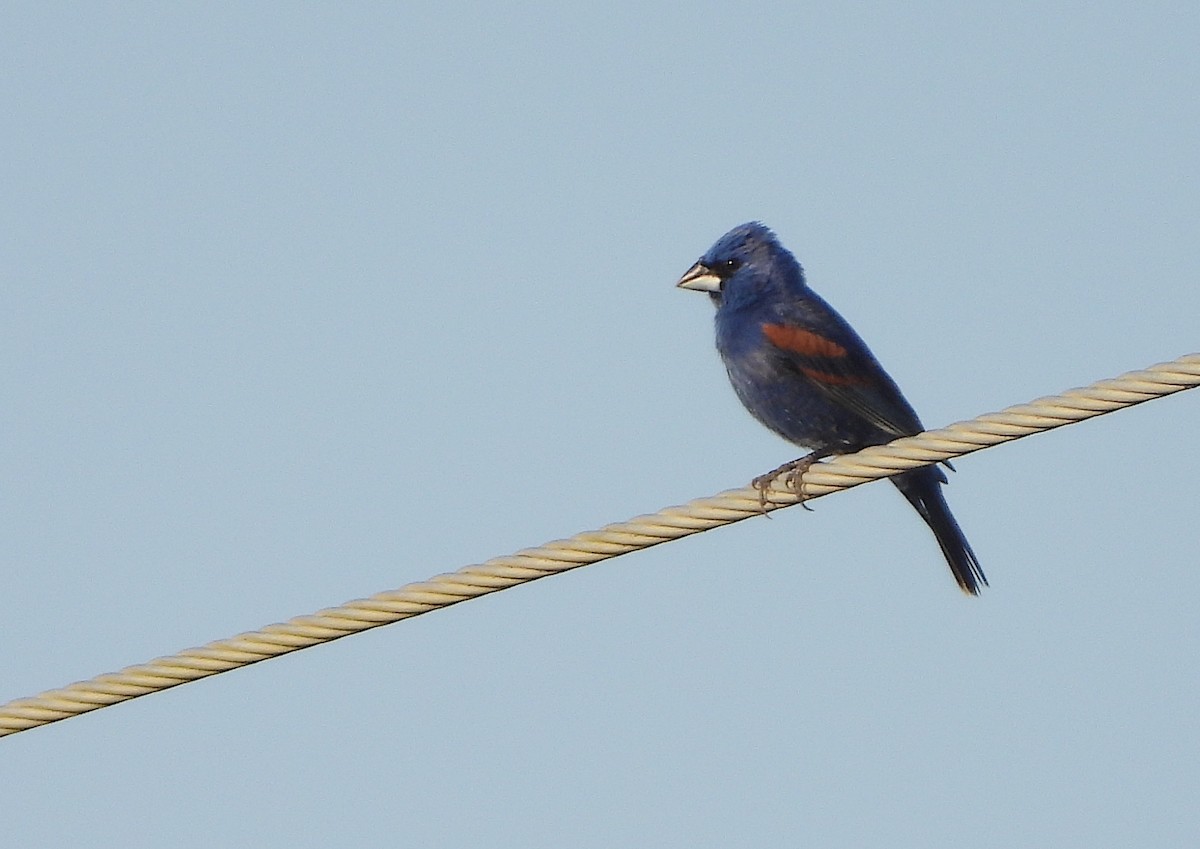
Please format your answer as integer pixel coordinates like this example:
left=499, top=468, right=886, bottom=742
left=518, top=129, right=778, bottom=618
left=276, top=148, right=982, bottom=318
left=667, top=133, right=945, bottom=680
left=2, top=352, right=1197, bottom=738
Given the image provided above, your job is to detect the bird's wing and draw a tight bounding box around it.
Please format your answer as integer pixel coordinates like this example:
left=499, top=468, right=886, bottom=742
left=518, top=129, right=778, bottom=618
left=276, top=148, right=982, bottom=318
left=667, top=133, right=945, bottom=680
left=760, top=322, right=920, bottom=438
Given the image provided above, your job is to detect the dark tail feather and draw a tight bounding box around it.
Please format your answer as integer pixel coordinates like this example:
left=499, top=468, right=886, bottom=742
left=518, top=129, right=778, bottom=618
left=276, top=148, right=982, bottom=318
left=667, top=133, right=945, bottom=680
left=892, top=467, right=987, bottom=595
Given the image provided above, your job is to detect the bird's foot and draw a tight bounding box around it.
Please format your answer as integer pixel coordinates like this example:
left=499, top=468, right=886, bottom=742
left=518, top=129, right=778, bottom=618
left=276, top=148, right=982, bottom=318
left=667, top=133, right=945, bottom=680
left=752, top=452, right=828, bottom=513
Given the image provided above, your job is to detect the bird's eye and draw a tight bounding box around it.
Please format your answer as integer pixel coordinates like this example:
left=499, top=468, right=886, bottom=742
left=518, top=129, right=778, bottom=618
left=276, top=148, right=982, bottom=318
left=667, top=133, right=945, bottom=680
left=719, top=258, right=742, bottom=275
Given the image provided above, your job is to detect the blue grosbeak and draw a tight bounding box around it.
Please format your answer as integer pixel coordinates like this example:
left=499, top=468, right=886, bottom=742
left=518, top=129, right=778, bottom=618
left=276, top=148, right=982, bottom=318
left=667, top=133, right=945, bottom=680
left=678, top=222, right=986, bottom=595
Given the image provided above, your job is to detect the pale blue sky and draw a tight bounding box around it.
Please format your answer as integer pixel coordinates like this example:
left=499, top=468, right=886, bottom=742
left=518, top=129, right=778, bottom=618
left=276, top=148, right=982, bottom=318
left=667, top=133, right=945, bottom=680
left=3, top=3, right=1199, bottom=846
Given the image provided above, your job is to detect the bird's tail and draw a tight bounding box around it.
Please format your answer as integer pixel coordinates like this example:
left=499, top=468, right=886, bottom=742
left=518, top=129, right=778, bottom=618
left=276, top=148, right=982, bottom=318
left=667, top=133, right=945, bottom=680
left=892, top=467, right=987, bottom=595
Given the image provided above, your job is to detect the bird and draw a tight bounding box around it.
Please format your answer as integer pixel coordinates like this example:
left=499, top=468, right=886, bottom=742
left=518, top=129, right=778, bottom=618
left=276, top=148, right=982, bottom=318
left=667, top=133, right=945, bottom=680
left=677, top=222, right=986, bottom=595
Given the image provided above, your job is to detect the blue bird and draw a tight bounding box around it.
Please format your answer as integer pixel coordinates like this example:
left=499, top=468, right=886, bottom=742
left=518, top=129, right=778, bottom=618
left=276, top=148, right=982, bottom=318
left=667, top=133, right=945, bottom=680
left=678, top=222, right=986, bottom=594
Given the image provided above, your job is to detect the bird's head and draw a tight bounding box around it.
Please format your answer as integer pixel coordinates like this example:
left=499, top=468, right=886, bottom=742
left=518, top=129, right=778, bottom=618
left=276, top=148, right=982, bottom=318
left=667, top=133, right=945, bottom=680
left=676, top=222, right=806, bottom=308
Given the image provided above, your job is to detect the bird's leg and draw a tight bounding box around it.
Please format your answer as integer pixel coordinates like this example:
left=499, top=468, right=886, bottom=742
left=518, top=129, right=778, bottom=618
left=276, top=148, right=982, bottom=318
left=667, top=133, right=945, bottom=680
left=752, top=450, right=832, bottom=512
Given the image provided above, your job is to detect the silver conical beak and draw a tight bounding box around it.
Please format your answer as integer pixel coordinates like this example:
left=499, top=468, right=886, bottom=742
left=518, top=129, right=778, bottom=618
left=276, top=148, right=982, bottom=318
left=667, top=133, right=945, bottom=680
left=676, top=261, right=722, bottom=293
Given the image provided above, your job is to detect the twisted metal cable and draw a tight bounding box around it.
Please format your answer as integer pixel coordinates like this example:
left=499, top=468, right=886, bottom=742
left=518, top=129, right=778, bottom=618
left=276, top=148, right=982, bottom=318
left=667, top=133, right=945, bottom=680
left=2, top=352, right=1198, bottom=738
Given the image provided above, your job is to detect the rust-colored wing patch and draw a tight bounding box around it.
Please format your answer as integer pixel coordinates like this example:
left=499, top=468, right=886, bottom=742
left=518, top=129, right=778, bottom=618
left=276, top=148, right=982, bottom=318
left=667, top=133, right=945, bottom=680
left=798, top=367, right=871, bottom=386
left=761, top=323, right=848, bottom=358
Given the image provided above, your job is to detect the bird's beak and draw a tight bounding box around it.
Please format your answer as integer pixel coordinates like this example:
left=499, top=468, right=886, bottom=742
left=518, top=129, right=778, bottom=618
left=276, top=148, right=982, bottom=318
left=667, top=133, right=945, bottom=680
left=676, top=261, right=722, bottom=294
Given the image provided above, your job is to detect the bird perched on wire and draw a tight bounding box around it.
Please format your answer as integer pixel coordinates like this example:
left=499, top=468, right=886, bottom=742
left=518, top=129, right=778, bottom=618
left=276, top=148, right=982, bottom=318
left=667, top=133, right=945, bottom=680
left=677, top=222, right=986, bottom=595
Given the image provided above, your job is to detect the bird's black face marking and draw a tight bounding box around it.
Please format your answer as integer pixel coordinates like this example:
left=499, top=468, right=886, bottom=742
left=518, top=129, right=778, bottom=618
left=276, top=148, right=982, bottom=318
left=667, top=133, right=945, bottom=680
left=715, top=257, right=742, bottom=278
left=695, top=257, right=742, bottom=298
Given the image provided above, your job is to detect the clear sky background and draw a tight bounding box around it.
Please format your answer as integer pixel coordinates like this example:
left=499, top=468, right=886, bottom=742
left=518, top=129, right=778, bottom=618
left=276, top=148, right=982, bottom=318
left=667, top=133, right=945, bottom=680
left=3, top=3, right=1199, bottom=847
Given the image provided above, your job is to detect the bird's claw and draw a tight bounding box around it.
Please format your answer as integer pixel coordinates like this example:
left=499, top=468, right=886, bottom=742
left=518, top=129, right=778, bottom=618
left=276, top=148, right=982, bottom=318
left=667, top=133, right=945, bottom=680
left=751, top=453, right=825, bottom=513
